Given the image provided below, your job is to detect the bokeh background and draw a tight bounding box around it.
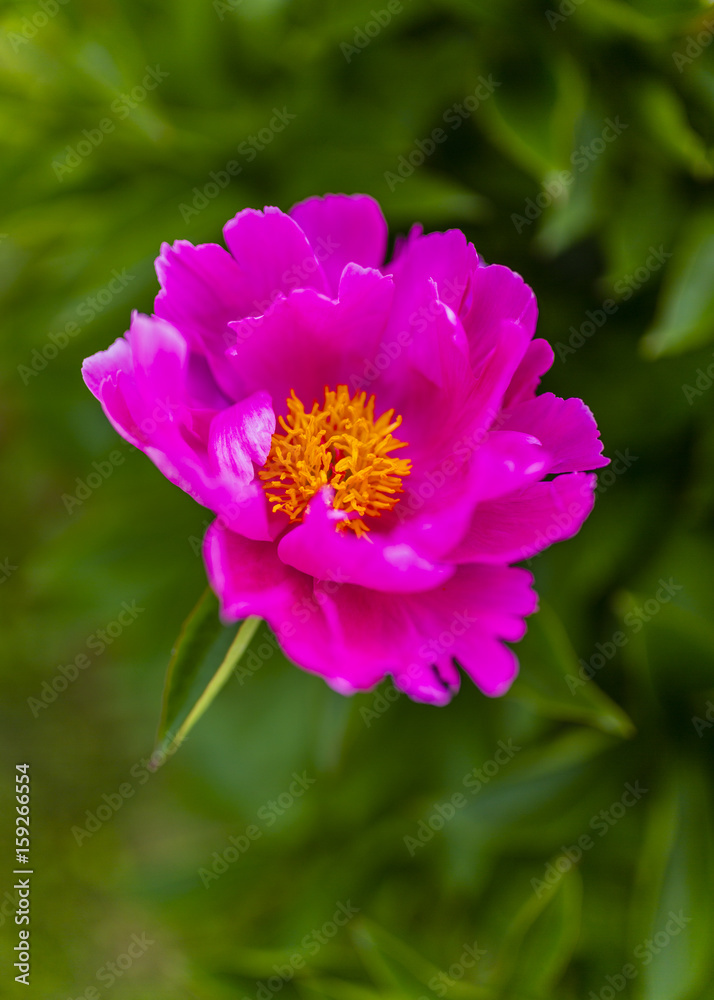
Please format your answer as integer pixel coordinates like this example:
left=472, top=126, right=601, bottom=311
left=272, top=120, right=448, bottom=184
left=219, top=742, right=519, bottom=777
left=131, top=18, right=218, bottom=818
left=2, top=0, right=714, bottom=997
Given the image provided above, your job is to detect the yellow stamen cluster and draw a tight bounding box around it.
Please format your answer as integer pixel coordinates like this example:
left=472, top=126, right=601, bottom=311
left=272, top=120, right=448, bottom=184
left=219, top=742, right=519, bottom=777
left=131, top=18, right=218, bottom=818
left=259, top=385, right=411, bottom=537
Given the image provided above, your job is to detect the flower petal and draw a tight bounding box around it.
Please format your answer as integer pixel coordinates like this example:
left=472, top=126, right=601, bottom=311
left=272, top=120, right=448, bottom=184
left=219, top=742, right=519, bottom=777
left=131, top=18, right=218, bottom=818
left=390, top=430, right=550, bottom=560
left=448, top=472, right=597, bottom=564
left=289, top=193, right=388, bottom=294
left=277, top=488, right=455, bottom=593
left=204, top=522, right=312, bottom=623
left=223, top=206, right=329, bottom=309
left=461, top=263, right=538, bottom=374
left=226, top=264, right=394, bottom=408
left=82, top=336, right=142, bottom=447
left=502, top=393, right=609, bottom=474
left=386, top=228, right=479, bottom=318
left=155, top=240, right=251, bottom=345
left=208, top=391, right=275, bottom=487
left=311, top=563, right=537, bottom=702
left=127, top=311, right=188, bottom=408
left=503, top=338, right=554, bottom=410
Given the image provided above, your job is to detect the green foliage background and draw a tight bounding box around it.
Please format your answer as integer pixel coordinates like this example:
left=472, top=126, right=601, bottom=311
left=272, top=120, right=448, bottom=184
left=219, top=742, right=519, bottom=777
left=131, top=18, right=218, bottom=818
left=2, top=0, right=714, bottom=997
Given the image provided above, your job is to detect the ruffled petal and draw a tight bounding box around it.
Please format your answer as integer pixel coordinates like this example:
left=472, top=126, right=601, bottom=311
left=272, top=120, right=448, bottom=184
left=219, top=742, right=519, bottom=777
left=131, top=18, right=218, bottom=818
left=126, top=311, right=188, bottom=407
left=460, top=264, right=538, bottom=374
left=204, top=522, right=313, bottom=622
left=385, top=228, right=479, bottom=317
left=155, top=240, right=251, bottom=344
left=448, top=472, right=597, bottom=564
left=502, top=393, right=608, bottom=474
left=289, top=193, right=388, bottom=294
left=277, top=488, right=455, bottom=593
left=204, top=523, right=381, bottom=691
left=82, top=336, right=143, bottom=447
left=223, top=206, right=329, bottom=309
left=390, top=429, right=550, bottom=561
left=226, top=264, right=394, bottom=408
left=311, top=563, right=537, bottom=702
left=208, top=391, right=275, bottom=487
left=205, top=525, right=536, bottom=703
left=503, top=338, right=554, bottom=410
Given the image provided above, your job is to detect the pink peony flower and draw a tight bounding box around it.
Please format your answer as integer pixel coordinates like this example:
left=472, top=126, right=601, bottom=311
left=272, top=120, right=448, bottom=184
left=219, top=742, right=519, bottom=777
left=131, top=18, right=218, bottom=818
left=83, top=194, right=608, bottom=705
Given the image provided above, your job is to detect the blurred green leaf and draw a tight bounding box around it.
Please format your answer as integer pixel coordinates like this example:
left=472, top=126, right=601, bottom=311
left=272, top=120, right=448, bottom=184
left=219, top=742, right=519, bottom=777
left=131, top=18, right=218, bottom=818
left=155, top=587, right=224, bottom=745
left=633, top=759, right=714, bottom=1000
left=638, top=79, right=712, bottom=179
left=511, top=602, right=636, bottom=738
left=490, top=870, right=582, bottom=997
left=643, top=209, right=714, bottom=356
left=352, top=919, right=492, bottom=997
left=155, top=588, right=260, bottom=756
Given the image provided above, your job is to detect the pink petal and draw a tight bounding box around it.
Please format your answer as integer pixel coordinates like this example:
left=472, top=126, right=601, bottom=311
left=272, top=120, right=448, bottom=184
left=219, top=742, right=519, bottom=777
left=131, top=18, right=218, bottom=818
left=502, top=393, right=609, bottom=474
left=127, top=312, right=188, bottom=408
left=461, top=264, right=538, bottom=374
left=503, top=338, right=554, bottom=410
left=385, top=228, right=479, bottom=318
left=277, top=488, right=455, bottom=593
left=223, top=206, right=329, bottom=311
left=454, top=635, right=520, bottom=698
left=466, top=430, right=552, bottom=502
left=313, top=563, right=537, bottom=702
left=205, top=528, right=536, bottom=703
left=208, top=391, right=275, bottom=487
left=204, top=522, right=312, bottom=623
left=226, top=264, right=394, bottom=409
left=82, top=337, right=143, bottom=447
left=389, top=430, right=550, bottom=561
left=289, top=193, right=388, bottom=294
left=204, top=523, right=382, bottom=692
left=154, top=239, right=252, bottom=348
left=448, top=472, right=597, bottom=564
